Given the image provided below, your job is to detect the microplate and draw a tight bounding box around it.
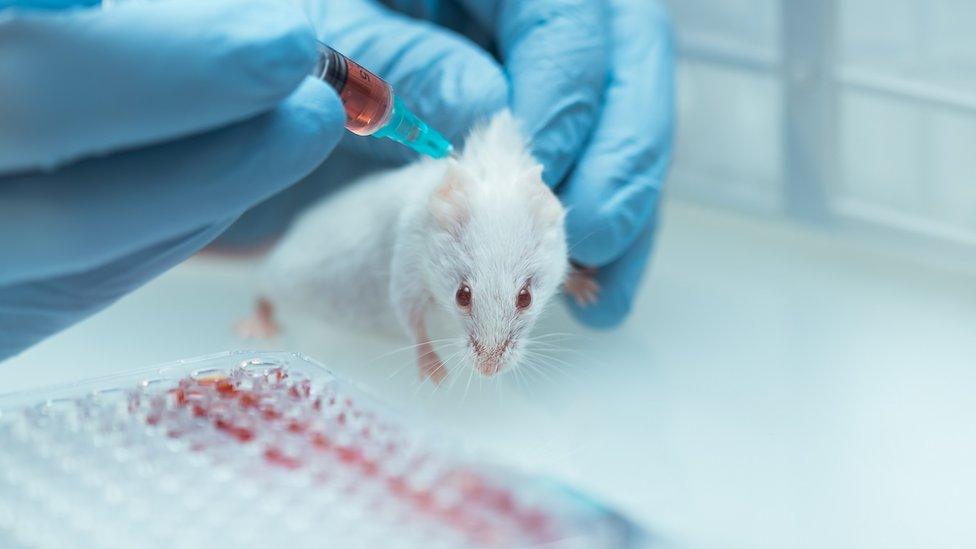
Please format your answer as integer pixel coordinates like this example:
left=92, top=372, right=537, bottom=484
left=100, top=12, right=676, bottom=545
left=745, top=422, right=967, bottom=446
left=0, top=351, right=642, bottom=548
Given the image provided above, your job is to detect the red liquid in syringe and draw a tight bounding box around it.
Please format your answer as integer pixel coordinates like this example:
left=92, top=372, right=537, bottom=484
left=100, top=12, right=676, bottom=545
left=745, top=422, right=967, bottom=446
left=314, top=44, right=394, bottom=135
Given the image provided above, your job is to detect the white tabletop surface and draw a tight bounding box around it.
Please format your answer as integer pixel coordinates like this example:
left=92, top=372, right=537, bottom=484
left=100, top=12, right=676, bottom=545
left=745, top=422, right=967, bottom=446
left=3, top=200, right=974, bottom=549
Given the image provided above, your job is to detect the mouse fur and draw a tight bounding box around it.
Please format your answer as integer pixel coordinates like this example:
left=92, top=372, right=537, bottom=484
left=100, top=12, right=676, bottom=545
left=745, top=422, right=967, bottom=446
left=240, top=111, right=596, bottom=382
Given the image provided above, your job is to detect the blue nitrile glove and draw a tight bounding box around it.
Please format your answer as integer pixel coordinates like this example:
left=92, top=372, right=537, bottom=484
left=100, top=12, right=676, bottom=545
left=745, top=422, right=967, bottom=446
left=366, top=0, right=676, bottom=328
left=0, top=0, right=346, bottom=360
left=227, top=0, right=675, bottom=328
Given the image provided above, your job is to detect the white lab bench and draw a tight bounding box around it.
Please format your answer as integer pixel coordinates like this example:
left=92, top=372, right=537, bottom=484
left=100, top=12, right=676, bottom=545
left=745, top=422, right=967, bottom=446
left=4, top=200, right=974, bottom=549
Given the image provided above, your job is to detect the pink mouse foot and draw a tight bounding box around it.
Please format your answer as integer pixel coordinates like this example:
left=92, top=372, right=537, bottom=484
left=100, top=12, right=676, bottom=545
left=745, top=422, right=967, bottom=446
left=234, top=297, right=280, bottom=339
left=417, top=347, right=447, bottom=385
left=565, top=266, right=600, bottom=307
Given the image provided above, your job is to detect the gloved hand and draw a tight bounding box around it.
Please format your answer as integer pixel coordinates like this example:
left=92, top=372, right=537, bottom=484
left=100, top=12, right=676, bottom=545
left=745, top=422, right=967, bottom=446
left=0, top=0, right=346, bottom=359
left=235, top=0, right=675, bottom=328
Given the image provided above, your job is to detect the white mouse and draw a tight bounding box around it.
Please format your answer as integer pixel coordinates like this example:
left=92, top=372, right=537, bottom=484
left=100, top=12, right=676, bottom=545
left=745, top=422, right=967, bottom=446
left=238, top=111, right=599, bottom=382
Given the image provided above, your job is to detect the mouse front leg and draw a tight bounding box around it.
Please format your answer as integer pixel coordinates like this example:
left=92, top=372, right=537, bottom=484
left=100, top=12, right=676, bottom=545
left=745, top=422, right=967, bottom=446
left=391, top=244, right=446, bottom=383
left=394, top=297, right=446, bottom=383
left=410, top=312, right=447, bottom=384
left=564, top=265, right=601, bottom=307
left=234, top=296, right=280, bottom=339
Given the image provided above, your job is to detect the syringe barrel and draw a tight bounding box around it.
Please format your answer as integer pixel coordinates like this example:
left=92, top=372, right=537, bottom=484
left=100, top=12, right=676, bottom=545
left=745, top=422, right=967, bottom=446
left=313, top=43, right=393, bottom=136
left=312, top=42, right=454, bottom=159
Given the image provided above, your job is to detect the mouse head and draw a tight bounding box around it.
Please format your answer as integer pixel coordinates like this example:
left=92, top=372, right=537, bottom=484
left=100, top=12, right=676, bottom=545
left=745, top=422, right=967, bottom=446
left=422, top=112, right=568, bottom=377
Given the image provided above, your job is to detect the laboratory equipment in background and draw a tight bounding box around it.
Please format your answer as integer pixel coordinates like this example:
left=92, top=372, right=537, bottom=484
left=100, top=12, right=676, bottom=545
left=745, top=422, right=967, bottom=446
left=0, top=352, right=639, bottom=549
left=664, top=0, right=976, bottom=264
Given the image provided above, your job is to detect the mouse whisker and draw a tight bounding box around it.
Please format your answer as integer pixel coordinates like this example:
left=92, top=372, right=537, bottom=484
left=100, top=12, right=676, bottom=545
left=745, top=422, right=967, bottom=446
left=528, top=345, right=598, bottom=374
left=527, top=348, right=592, bottom=364
left=525, top=337, right=583, bottom=349
left=388, top=345, right=443, bottom=380
left=523, top=339, right=588, bottom=356
left=462, top=367, right=476, bottom=403
left=525, top=350, right=574, bottom=369
left=401, top=342, right=464, bottom=398
left=524, top=334, right=580, bottom=346
left=518, top=358, right=556, bottom=385
left=530, top=331, right=592, bottom=342
left=443, top=354, right=468, bottom=392
left=512, top=365, right=529, bottom=394
left=520, top=351, right=577, bottom=384
left=532, top=362, right=581, bottom=388
left=532, top=347, right=592, bottom=360
left=524, top=337, right=590, bottom=359
left=566, top=228, right=601, bottom=256
left=535, top=330, right=590, bottom=337
left=387, top=359, right=417, bottom=380
left=532, top=366, right=562, bottom=386
left=522, top=349, right=573, bottom=373
left=428, top=346, right=467, bottom=394
left=370, top=337, right=462, bottom=363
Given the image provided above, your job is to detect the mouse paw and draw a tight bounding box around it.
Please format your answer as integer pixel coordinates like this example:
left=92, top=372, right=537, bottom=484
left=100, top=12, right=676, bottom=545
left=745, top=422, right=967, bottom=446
left=564, top=266, right=600, bottom=307
left=418, top=352, right=447, bottom=385
left=234, top=315, right=280, bottom=339
left=234, top=297, right=280, bottom=339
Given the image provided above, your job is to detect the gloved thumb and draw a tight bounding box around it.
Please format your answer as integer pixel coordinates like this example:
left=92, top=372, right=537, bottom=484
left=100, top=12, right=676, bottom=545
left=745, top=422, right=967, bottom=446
left=299, top=0, right=508, bottom=164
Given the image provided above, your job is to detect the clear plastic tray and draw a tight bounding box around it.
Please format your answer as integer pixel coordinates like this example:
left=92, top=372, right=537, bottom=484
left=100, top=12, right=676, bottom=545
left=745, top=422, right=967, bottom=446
left=0, top=351, right=642, bottom=548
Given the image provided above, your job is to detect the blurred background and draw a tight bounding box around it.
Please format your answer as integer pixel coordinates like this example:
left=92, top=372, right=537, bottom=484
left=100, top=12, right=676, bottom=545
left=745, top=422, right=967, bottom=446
left=667, top=0, right=976, bottom=265
left=4, top=2, right=975, bottom=548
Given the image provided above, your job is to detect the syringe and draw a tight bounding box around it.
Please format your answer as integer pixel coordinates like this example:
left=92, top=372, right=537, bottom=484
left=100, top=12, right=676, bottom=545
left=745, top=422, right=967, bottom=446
left=313, top=43, right=454, bottom=159
left=97, top=0, right=454, bottom=159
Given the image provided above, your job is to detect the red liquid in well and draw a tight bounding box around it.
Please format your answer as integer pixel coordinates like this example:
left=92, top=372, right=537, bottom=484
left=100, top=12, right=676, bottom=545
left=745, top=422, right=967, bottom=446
left=140, top=368, right=560, bottom=545
left=339, top=58, right=393, bottom=136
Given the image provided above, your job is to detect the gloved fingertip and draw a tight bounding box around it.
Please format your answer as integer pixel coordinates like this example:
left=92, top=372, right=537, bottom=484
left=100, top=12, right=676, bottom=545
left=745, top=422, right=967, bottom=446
left=564, top=201, right=661, bottom=329
left=295, top=76, right=345, bottom=125
left=0, top=218, right=235, bottom=361
left=563, top=290, right=631, bottom=330
left=0, top=0, right=322, bottom=174
left=527, top=97, right=602, bottom=188
left=3, top=0, right=99, bottom=9
left=497, top=0, right=608, bottom=186
left=217, top=0, right=319, bottom=102
left=264, top=77, right=345, bottom=178
left=564, top=181, right=660, bottom=267
left=442, top=62, right=508, bottom=142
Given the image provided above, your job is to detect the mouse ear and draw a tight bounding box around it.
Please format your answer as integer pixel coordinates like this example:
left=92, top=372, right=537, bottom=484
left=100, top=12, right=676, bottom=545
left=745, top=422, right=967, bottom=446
left=533, top=184, right=565, bottom=228
left=428, top=160, right=471, bottom=233
left=521, top=164, right=564, bottom=226
left=520, top=164, right=545, bottom=186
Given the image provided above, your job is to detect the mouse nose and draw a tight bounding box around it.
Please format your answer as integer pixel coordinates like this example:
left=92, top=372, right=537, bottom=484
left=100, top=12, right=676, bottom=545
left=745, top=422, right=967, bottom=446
left=477, top=359, right=501, bottom=376
left=469, top=335, right=512, bottom=376
left=469, top=335, right=512, bottom=357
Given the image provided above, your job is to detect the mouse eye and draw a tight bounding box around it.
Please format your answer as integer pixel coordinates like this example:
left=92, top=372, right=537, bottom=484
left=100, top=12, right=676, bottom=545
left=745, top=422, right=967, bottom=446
left=516, top=287, right=532, bottom=310
left=456, top=284, right=472, bottom=309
